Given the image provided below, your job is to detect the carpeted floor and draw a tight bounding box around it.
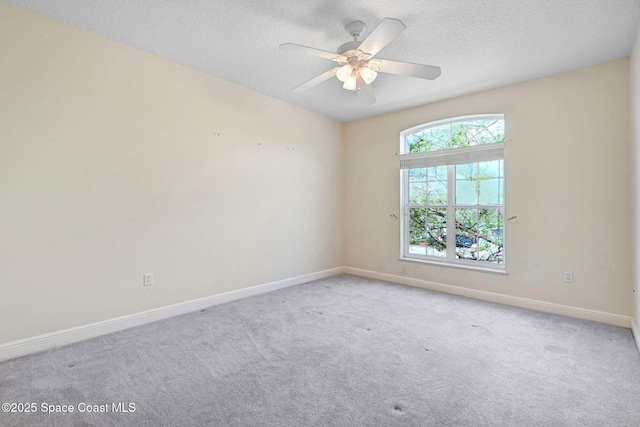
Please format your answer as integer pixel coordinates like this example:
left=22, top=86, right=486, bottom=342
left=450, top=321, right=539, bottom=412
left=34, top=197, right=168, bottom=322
left=1, top=274, right=639, bottom=426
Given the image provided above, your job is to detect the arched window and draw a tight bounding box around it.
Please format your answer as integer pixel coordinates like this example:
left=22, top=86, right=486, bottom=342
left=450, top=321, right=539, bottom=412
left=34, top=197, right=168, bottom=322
left=399, top=115, right=505, bottom=270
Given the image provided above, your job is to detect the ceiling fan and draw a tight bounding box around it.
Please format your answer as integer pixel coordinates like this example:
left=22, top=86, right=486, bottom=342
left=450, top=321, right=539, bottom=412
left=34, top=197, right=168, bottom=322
left=280, top=18, right=441, bottom=106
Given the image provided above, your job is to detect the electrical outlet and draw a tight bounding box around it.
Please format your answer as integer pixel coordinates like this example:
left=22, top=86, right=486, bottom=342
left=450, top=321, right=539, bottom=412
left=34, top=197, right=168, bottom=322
left=143, top=273, right=153, bottom=286
left=563, top=271, right=573, bottom=283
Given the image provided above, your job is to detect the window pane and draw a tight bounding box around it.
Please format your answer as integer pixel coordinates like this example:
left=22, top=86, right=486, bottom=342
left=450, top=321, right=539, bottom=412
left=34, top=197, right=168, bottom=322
left=420, top=125, right=449, bottom=151
left=409, top=208, right=426, bottom=254
left=477, top=209, right=504, bottom=263
left=406, top=135, right=424, bottom=153
left=409, top=231, right=427, bottom=255
left=409, top=168, right=427, bottom=181
left=451, top=122, right=473, bottom=147
left=466, top=119, right=505, bottom=145
left=455, top=209, right=478, bottom=261
left=409, top=183, right=427, bottom=204
left=407, top=126, right=448, bottom=153
left=455, top=209, right=477, bottom=237
left=456, top=180, right=477, bottom=205
left=426, top=208, right=447, bottom=257
left=427, top=165, right=447, bottom=180
left=456, top=163, right=477, bottom=179
left=479, top=178, right=502, bottom=205
left=427, top=181, right=447, bottom=205
left=409, top=208, right=447, bottom=257
left=454, top=208, right=503, bottom=263
left=479, top=160, right=502, bottom=178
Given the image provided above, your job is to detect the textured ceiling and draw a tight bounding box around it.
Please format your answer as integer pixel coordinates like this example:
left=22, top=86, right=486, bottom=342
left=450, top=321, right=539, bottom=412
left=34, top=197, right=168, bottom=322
left=8, top=0, right=640, bottom=122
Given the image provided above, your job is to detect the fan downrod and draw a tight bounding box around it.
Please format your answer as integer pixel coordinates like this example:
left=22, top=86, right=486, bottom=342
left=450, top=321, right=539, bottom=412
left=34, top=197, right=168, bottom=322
left=338, top=20, right=366, bottom=54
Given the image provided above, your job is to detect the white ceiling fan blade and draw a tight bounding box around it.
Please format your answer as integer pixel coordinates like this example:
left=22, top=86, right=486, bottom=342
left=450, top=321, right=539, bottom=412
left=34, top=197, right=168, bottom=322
left=356, top=76, right=376, bottom=106
left=291, top=67, right=339, bottom=92
left=376, top=59, right=441, bottom=80
left=280, top=43, right=346, bottom=62
left=357, top=18, right=406, bottom=58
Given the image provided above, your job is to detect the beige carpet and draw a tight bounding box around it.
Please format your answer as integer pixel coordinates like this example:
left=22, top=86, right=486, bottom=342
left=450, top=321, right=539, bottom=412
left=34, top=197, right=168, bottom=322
left=1, top=274, right=639, bottom=426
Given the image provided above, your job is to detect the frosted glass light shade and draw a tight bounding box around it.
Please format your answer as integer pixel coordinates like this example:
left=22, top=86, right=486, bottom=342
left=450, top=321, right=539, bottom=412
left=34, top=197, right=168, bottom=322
left=343, top=75, right=357, bottom=90
left=336, top=65, right=352, bottom=82
left=360, top=66, right=377, bottom=84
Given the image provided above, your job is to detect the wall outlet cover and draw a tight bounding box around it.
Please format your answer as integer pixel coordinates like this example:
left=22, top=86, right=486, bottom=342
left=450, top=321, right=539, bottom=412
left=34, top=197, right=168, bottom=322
left=143, top=273, right=154, bottom=286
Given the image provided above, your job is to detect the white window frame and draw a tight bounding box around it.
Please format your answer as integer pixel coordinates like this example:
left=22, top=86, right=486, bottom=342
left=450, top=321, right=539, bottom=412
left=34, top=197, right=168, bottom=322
left=399, top=114, right=506, bottom=273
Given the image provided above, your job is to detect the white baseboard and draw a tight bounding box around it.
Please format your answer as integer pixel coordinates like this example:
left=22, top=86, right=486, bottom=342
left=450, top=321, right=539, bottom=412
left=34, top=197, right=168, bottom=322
left=0, top=267, right=343, bottom=363
left=632, top=319, right=640, bottom=355
left=344, top=267, right=633, bottom=328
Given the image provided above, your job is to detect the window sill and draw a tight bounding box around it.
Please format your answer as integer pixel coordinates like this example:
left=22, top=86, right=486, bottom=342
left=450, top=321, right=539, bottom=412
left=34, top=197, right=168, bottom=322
left=399, top=256, right=508, bottom=275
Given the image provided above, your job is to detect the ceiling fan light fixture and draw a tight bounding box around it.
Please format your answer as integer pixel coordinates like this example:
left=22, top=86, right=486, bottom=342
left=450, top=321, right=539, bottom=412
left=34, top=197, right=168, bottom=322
left=336, top=64, right=352, bottom=82
left=343, top=73, right=357, bottom=91
left=280, top=17, right=441, bottom=105
left=360, top=66, right=377, bottom=84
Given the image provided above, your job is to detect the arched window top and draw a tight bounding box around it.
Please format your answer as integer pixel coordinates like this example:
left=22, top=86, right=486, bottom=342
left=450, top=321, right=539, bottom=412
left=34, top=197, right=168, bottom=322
left=402, top=114, right=505, bottom=154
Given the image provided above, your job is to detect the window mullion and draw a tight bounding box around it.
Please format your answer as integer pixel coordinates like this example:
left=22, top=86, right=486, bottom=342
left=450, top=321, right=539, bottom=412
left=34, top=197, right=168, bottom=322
left=401, top=169, right=409, bottom=257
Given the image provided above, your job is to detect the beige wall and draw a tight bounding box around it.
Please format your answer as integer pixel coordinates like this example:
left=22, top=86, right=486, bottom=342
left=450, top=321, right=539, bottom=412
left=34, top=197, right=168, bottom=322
left=344, top=59, right=632, bottom=316
left=0, top=2, right=344, bottom=344
left=632, top=23, right=640, bottom=326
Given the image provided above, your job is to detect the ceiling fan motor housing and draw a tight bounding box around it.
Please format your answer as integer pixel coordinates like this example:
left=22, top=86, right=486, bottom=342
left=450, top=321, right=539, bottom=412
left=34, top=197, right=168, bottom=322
left=337, top=40, right=362, bottom=54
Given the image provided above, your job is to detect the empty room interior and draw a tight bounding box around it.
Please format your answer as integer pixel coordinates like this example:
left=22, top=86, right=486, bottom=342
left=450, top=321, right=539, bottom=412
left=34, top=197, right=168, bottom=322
left=2, top=0, right=640, bottom=425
